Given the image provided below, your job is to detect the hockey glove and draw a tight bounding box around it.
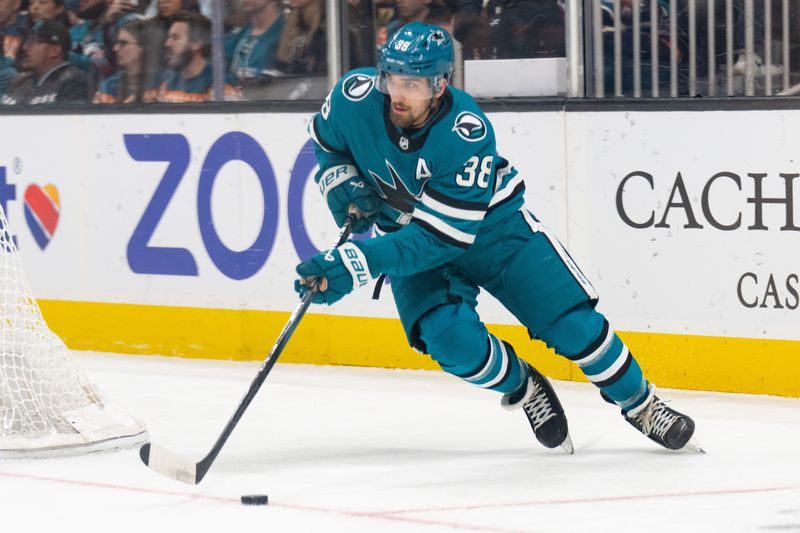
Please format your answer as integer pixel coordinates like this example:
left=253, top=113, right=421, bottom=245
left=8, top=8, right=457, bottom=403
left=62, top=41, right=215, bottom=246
left=295, top=242, right=375, bottom=305
left=318, top=164, right=380, bottom=233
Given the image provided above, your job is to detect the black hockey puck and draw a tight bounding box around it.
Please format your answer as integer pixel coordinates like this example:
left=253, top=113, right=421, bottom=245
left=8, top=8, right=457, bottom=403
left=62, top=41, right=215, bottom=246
left=240, top=494, right=268, bottom=505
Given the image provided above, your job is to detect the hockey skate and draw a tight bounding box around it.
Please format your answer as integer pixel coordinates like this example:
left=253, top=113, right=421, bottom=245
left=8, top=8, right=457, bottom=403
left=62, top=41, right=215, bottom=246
left=616, top=385, right=703, bottom=453
left=502, top=359, right=573, bottom=454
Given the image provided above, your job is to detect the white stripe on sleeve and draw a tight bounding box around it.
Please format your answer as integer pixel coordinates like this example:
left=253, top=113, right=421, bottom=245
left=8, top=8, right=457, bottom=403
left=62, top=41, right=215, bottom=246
left=412, top=209, right=476, bottom=245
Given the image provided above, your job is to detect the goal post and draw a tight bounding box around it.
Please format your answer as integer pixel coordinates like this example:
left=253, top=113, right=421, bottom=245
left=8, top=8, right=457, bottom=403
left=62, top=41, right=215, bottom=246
left=0, top=204, right=147, bottom=459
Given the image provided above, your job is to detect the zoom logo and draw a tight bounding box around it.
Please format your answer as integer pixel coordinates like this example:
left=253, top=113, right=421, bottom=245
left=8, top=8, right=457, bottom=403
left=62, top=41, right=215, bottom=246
left=125, top=134, right=368, bottom=281
left=124, top=132, right=280, bottom=281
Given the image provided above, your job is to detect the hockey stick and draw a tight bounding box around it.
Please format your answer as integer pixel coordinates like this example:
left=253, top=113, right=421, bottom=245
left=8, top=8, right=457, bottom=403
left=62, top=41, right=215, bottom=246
left=139, top=216, right=355, bottom=484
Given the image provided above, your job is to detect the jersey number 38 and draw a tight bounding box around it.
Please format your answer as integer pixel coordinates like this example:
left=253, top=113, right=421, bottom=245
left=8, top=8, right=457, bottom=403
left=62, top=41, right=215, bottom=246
left=456, top=155, right=492, bottom=188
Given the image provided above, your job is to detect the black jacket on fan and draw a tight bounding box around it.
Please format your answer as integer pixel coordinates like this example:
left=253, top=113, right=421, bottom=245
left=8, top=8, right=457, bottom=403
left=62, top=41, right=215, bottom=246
left=1, top=62, right=90, bottom=105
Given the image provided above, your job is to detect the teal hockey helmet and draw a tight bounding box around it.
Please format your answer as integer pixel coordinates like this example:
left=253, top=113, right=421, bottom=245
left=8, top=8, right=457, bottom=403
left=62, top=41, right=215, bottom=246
left=377, top=22, right=454, bottom=98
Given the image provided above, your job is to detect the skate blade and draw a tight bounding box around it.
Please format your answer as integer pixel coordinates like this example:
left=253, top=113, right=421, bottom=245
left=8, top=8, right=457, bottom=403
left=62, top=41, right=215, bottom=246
left=560, top=433, right=574, bottom=455
left=681, top=437, right=705, bottom=454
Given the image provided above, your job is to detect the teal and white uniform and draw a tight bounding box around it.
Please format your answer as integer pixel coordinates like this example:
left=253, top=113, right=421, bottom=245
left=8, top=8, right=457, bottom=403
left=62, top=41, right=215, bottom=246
left=308, top=67, right=650, bottom=410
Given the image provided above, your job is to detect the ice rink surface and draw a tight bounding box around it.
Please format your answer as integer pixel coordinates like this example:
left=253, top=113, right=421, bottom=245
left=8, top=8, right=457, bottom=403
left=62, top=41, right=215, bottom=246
left=2, top=351, right=799, bottom=533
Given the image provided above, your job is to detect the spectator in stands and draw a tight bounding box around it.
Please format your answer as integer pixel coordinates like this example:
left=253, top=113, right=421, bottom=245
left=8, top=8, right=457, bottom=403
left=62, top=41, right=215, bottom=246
left=451, top=0, right=488, bottom=59
left=271, top=0, right=376, bottom=76
left=1, top=0, right=28, bottom=65
left=155, top=11, right=238, bottom=101
left=453, top=0, right=564, bottom=60
left=70, top=0, right=141, bottom=84
left=141, top=0, right=199, bottom=77
left=149, top=0, right=198, bottom=31
left=143, top=0, right=228, bottom=23
left=0, top=54, right=16, bottom=96
left=272, top=0, right=322, bottom=75
left=224, top=0, right=283, bottom=82
left=347, top=0, right=375, bottom=69
left=377, top=0, right=451, bottom=47
left=2, top=20, right=90, bottom=103
left=28, top=0, right=71, bottom=27
left=94, top=18, right=160, bottom=102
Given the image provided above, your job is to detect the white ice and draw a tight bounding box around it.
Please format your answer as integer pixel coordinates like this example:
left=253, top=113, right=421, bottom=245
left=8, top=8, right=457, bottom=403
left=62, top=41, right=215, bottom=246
left=2, top=351, right=799, bottom=533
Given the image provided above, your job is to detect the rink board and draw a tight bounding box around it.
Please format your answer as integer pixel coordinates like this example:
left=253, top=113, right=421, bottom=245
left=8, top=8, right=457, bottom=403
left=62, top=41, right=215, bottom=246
left=0, top=108, right=798, bottom=396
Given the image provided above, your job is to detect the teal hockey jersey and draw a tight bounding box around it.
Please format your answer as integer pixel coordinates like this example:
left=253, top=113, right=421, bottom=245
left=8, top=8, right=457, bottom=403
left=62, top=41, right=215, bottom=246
left=308, top=67, right=526, bottom=278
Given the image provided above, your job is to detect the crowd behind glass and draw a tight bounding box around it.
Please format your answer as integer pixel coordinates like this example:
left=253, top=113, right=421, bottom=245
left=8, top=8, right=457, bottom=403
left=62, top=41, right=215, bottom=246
left=0, top=0, right=798, bottom=104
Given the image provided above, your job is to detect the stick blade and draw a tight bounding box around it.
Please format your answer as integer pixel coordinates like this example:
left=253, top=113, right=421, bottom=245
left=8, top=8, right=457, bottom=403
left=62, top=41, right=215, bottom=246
left=139, top=443, right=199, bottom=484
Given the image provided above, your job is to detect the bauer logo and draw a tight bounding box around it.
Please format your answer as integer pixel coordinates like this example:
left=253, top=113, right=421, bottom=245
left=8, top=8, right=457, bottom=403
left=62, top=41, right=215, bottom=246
left=24, top=184, right=60, bottom=250
left=452, top=112, right=487, bottom=142
left=342, top=74, right=374, bottom=101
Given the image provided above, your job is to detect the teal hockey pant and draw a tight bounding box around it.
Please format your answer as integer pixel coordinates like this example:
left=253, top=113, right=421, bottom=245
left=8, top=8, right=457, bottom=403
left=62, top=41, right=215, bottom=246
left=389, top=210, right=650, bottom=412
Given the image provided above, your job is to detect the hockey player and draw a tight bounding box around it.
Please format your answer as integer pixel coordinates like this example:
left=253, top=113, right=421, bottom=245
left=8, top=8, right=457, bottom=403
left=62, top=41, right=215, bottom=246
left=294, top=22, right=697, bottom=453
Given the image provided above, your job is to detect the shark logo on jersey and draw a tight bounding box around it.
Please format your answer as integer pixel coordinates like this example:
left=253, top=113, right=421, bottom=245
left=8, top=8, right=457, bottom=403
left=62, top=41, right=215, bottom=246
left=368, top=160, right=422, bottom=218
left=342, top=73, right=375, bottom=101
left=453, top=112, right=487, bottom=142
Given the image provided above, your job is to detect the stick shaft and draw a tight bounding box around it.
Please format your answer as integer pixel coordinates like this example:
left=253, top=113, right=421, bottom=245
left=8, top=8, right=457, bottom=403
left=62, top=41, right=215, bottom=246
left=195, top=218, right=354, bottom=482
left=142, top=218, right=354, bottom=484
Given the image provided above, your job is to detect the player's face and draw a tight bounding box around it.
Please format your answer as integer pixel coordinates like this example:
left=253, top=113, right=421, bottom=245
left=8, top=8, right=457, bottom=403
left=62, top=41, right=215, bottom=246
left=384, top=73, right=434, bottom=100
left=384, top=73, right=442, bottom=128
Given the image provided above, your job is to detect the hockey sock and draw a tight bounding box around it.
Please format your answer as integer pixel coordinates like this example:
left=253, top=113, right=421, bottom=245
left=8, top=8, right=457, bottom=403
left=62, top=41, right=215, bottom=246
left=451, top=334, right=528, bottom=394
left=568, top=319, right=650, bottom=412
left=419, top=304, right=528, bottom=395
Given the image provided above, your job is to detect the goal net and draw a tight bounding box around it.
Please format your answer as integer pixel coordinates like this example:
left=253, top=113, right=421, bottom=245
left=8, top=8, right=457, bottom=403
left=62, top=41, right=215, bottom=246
left=0, top=203, right=147, bottom=459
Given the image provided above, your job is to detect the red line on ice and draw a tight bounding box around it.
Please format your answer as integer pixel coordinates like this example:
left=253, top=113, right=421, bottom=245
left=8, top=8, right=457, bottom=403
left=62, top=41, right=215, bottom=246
left=373, top=485, right=800, bottom=516
left=0, top=470, right=531, bottom=533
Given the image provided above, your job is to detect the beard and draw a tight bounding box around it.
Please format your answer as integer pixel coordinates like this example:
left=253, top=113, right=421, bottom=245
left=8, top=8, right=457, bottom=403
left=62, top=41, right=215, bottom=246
left=389, top=104, right=431, bottom=129
left=167, top=47, right=193, bottom=71
left=389, top=108, right=414, bottom=128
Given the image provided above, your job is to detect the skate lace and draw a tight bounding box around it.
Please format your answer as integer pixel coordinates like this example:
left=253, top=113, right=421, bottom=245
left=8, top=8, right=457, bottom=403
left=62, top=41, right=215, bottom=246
left=632, top=397, right=676, bottom=438
left=522, top=381, right=556, bottom=430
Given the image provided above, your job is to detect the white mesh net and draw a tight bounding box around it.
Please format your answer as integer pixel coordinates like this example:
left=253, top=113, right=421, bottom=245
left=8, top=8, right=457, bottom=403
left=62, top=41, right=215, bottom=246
left=0, top=204, right=147, bottom=458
